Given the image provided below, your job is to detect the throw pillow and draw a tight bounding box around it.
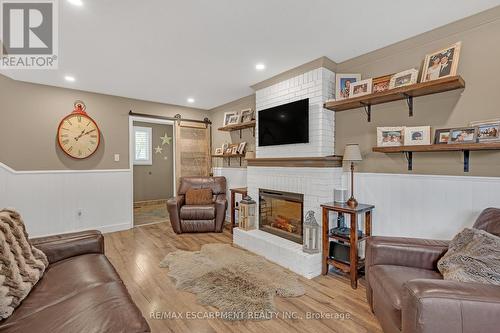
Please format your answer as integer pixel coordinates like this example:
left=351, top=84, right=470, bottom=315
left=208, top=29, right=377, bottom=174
left=0, top=209, right=49, bottom=319
left=438, top=228, right=500, bottom=285
left=185, top=188, right=213, bottom=205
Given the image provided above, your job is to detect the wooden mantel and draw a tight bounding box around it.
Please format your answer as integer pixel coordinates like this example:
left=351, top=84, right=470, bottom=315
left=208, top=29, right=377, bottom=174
left=246, top=156, right=343, bottom=168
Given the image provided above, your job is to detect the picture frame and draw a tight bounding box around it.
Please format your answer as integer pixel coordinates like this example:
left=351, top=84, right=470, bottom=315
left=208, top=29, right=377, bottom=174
left=372, top=74, right=393, bottom=93
left=214, top=148, right=223, bottom=155
left=389, top=69, right=419, bottom=89
left=470, top=120, right=500, bottom=142
left=227, top=115, right=240, bottom=126
left=231, top=146, right=238, bottom=155
left=434, top=128, right=452, bottom=144
left=404, top=126, right=431, bottom=146
left=421, top=42, right=462, bottom=82
left=225, top=147, right=233, bottom=155
left=377, top=127, right=405, bottom=147
left=222, top=142, right=229, bottom=152
left=223, top=112, right=238, bottom=126
left=237, top=142, right=247, bottom=154
left=335, top=73, right=361, bottom=100
left=448, top=127, right=477, bottom=144
left=349, top=78, right=372, bottom=98
left=239, top=108, right=254, bottom=123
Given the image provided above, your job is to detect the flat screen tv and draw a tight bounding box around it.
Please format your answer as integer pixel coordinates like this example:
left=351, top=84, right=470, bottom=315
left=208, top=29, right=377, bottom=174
left=258, top=98, right=309, bottom=147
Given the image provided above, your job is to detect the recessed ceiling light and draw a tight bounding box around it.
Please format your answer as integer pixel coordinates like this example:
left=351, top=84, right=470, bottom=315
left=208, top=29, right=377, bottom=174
left=187, top=98, right=195, bottom=104
left=64, top=75, right=76, bottom=82
left=67, top=0, right=83, bottom=6
left=255, top=63, right=266, bottom=71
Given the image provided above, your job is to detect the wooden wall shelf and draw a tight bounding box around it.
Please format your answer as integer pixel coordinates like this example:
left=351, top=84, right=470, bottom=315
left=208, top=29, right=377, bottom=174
left=373, top=142, right=500, bottom=172
left=324, top=76, right=465, bottom=121
left=211, top=154, right=245, bottom=166
left=218, top=121, right=256, bottom=138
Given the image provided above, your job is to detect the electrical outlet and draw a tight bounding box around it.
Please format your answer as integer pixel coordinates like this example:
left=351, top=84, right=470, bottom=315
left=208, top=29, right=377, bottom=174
left=114, top=154, right=120, bottom=162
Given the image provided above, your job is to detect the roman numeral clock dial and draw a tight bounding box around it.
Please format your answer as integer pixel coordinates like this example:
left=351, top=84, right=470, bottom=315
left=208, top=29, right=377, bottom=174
left=57, top=101, right=101, bottom=159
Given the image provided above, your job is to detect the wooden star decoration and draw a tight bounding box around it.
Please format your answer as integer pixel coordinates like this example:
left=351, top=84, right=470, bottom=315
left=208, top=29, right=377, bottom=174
left=160, top=133, right=172, bottom=145
left=154, top=145, right=163, bottom=154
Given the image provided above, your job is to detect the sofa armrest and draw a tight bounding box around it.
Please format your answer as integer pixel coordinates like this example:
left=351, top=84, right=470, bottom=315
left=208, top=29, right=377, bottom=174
left=167, top=195, right=184, bottom=234
left=31, top=230, right=104, bottom=264
left=214, top=194, right=227, bottom=232
left=366, top=236, right=449, bottom=271
left=402, top=279, right=500, bottom=333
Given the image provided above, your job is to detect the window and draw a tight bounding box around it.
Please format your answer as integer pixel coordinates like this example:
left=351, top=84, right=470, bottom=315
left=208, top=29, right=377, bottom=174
left=133, top=126, right=152, bottom=165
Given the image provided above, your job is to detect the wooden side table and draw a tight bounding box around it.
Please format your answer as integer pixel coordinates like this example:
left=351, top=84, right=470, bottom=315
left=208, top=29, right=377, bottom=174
left=229, top=187, right=247, bottom=233
left=320, top=202, right=374, bottom=289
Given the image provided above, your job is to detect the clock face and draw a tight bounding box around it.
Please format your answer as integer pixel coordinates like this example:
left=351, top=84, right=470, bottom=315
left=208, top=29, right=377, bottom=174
left=57, top=113, right=100, bottom=159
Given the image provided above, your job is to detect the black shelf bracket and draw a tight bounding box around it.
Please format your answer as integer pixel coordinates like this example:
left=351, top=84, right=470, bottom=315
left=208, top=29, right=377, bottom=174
left=239, top=129, right=242, bottom=139
left=360, top=102, right=371, bottom=122
left=239, top=156, right=242, bottom=167
left=403, top=94, right=414, bottom=117
left=463, top=150, right=470, bottom=172
left=404, top=151, right=413, bottom=171
left=252, top=127, right=255, bottom=137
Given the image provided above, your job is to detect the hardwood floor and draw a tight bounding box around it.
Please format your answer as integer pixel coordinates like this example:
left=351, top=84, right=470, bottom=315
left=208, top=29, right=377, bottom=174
left=104, top=222, right=383, bottom=333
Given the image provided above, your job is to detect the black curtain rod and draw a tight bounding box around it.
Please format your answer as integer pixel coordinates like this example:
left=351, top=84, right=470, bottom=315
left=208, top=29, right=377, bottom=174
left=128, top=111, right=211, bottom=125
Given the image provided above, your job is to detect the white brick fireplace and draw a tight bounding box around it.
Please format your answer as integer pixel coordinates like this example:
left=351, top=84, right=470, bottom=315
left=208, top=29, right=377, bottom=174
left=233, top=67, right=345, bottom=279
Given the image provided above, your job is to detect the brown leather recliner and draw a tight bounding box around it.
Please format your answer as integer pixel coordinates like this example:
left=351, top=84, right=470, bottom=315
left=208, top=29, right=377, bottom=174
left=0, top=230, right=150, bottom=333
left=167, top=176, right=227, bottom=234
left=366, top=208, right=500, bottom=333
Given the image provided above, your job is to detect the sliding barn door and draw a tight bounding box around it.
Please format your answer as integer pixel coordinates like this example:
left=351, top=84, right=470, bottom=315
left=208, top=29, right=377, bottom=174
left=175, top=121, right=211, bottom=186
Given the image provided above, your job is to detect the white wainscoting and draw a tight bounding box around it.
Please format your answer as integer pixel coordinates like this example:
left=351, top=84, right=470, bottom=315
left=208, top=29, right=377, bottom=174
left=0, top=162, right=132, bottom=238
left=212, top=167, right=247, bottom=220
left=353, top=172, right=500, bottom=240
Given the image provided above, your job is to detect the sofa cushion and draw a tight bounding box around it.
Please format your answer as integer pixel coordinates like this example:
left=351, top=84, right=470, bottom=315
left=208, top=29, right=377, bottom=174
left=370, top=265, right=442, bottom=310
left=180, top=204, right=215, bottom=220
left=369, top=265, right=442, bottom=331
left=185, top=188, right=213, bottom=205
left=0, top=254, right=149, bottom=333
left=438, top=228, right=500, bottom=285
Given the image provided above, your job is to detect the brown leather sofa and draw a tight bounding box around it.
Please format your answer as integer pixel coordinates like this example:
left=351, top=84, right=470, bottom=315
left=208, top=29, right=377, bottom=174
left=0, top=230, right=150, bottom=333
left=366, top=208, right=500, bottom=333
left=167, top=176, right=227, bottom=233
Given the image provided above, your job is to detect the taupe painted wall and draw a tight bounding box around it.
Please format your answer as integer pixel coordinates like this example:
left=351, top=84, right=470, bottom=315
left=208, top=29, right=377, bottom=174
left=133, top=122, right=174, bottom=202
left=0, top=74, right=208, bottom=171
left=210, top=94, right=256, bottom=168
left=335, top=7, right=500, bottom=176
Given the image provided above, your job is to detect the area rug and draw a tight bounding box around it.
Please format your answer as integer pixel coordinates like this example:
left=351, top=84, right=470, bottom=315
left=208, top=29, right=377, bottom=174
left=160, top=243, right=305, bottom=320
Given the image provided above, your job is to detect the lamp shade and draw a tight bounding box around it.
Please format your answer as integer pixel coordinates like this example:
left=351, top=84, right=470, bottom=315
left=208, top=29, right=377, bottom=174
left=343, top=144, right=362, bottom=161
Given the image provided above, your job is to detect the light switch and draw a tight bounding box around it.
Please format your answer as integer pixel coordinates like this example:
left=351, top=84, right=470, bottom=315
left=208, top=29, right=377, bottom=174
left=114, top=154, right=120, bottom=162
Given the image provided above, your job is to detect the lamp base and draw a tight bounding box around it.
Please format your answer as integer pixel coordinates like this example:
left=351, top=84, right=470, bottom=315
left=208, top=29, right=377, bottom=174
left=346, top=197, right=358, bottom=208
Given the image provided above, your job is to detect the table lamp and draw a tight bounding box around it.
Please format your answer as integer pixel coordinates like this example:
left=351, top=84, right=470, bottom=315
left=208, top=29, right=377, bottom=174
left=343, top=144, right=363, bottom=208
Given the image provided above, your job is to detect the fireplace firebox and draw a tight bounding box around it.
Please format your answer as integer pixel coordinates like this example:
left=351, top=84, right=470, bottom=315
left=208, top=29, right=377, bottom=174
left=259, top=189, right=303, bottom=244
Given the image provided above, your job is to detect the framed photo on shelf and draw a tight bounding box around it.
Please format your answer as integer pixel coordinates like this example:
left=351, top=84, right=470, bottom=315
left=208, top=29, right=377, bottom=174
left=421, top=42, right=461, bottom=82
left=434, top=128, right=452, bottom=144
left=349, top=78, right=372, bottom=98
left=448, top=127, right=477, bottom=144
left=404, top=126, right=431, bottom=145
left=377, top=127, right=405, bottom=147
left=237, top=142, right=247, bottom=154
left=227, top=115, right=240, bottom=126
left=470, top=119, right=500, bottom=142
left=335, top=73, right=361, bottom=100
left=389, top=69, right=419, bottom=89
left=231, top=146, right=238, bottom=155
left=214, top=148, right=223, bottom=155
left=225, top=147, right=233, bottom=155
left=223, top=112, right=238, bottom=126
left=372, top=74, right=393, bottom=93
left=239, top=109, right=254, bottom=123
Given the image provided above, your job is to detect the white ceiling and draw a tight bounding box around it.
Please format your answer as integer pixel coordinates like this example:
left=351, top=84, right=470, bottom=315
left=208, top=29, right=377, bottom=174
left=2, top=0, right=500, bottom=109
